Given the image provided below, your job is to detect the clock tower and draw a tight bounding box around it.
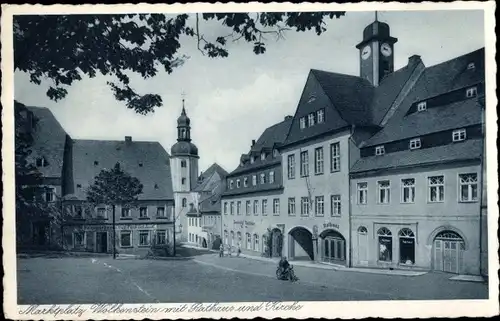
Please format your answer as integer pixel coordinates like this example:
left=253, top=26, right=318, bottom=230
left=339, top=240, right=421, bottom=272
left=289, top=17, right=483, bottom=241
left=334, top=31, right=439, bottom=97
left=356, top=14, right=398, bottom=87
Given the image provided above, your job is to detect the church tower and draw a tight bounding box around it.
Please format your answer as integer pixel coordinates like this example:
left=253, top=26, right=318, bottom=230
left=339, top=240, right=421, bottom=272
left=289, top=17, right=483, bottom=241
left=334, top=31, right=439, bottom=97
left=171, top=98, right=199, bottom=242
left=356, top=13, right=398, bottom=87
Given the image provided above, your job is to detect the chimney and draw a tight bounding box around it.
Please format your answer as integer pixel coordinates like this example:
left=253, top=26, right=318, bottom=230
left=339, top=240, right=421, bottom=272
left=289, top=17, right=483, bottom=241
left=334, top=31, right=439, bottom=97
left=125, top=136, right=132, bottom=144
left=408, top=55, right=421, bottom=67
left=251, top=139, right=256, bottom=147
left=284, top=115, right=293, bottom=121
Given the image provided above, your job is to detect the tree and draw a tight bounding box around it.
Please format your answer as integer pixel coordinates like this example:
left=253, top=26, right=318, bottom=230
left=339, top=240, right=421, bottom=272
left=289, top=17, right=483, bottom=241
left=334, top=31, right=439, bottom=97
left=86, top=162, right=143, bottom=259
left=14, top=12, right=345, bottom=114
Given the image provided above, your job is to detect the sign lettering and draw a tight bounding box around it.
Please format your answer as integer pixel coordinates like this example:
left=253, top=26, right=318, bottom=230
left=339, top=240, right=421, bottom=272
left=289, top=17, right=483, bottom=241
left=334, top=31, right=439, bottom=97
left=323, top=222, right=339, bottom=229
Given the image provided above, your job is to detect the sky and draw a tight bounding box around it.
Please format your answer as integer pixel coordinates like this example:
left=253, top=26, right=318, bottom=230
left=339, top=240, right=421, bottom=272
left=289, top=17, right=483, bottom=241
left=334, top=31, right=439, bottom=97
left=14, top=10, right=485, bottom=173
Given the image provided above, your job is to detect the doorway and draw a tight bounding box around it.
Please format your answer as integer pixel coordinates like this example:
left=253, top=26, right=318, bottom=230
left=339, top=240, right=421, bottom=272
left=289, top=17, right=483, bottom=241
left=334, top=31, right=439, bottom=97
left=96, top=232, right=108, bottom=253
left=32, top=221, right=50, bottom=246
left=433, top=231, right=465, bottom=274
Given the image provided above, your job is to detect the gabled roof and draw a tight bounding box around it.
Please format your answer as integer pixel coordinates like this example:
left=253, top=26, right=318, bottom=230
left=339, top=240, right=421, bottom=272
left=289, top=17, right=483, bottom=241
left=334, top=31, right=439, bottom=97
left=199, top=183, right=223, bottom=214
left=194, top=163, right=228, bottom=192
left=19, top=104, right=68, bottom=178
left=363, top=48, right=485, bottom=147
left=66, top=139, right=173, bottom=200
left=351, top=138, right=482, bottom=173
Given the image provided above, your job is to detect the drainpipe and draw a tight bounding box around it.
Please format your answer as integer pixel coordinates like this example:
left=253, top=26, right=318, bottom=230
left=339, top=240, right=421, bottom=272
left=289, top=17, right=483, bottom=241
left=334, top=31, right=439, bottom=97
left=478, top=98, right=485, bottom=276
left=347, top=125, right=355, bottom=268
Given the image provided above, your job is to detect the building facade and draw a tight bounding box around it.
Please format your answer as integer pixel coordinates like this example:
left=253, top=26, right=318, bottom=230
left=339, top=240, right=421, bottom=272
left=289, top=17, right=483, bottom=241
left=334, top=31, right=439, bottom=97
left=350, top=48, right=486, bottom=275
left=221, top=116, right=292, bottom=257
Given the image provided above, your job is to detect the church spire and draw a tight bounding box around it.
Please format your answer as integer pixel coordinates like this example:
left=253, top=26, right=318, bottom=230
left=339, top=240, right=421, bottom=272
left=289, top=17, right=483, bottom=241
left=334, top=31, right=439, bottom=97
left=177, top=94, right=191, bottom=142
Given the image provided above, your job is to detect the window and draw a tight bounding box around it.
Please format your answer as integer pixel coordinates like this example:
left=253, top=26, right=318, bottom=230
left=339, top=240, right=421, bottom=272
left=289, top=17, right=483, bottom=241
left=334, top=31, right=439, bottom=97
left=156, top=207, right=165, bottom=217
left=253, top=200, right=259, bottom=215
left=377, top=180, right=391, bottom=204
left=252, top=175, right=257, bottom=186
left=230, top=202, right=234, bottom=215
left=236, top=201, right=241, bottom=215
left=288, top=198, right=296, bottom=216
left=97, top=207, right=106, bottom=219
left=36, top=157, right=48, bottom=167
left=300, top=151, right=309, bottom=177
left=409, top=138, right=421, bottom=150
left=156, top=230, right=166, bottom=245
left=262, top=199, right=268, bottom=216
left=459, top=173, right=478, bottom=202
left=45, top=187, right=55, bottom=202
left=139, top=230, right=150, bottom=246
left=467, top=62, right=476, bottom=70
left=74, top=205, right=83, bottom=218
left=273, top=149, right=279, bottom=157
left=317, top=109, right=325, bottom=124
left=261, top=152, right=266, bottom=161
left=452, top=129, right=466, bottom=142
left=73, top=231, right=85, bottom=247
left=269, top=171, right=275, bottom=184
left=428, top=176, right=445, bottom=202
left=121, top=207, right=131, bottom=218
left=93, top=160, right=99, bottom=166
left=246, top=233, right=252, bottom=250
left=250, top=156, right=255, bottom=164
left=399, top=228, right=415, bottom=264
left=377, top=227, right=392, bottom=262
left=181, top=160, right=187, bottom=168
left=224, top=202, right=228, bottom=215
left=375, top=145, right=385, bottom=156
left=357, top=182, right=368, bottom=205
left=181, top=178, right=186, bottom=185
left=315, top=196, right=324, bottom=216
left=273, top=199, right=280, bottom=216
left=243, top=177, right=248, bottom=187
left=314, top=147, right=324, bottom=175
left=246, top=201, right=251, bottom=216
left=182, top=198, right=187, bottom=208
left=254, top=234, right=259, bottom=251
left=300, top=117, right=306, bottom=129
left=300, top=197, right=310, bottom=216
left=331, top=195, right=341, bottom=216
left=120, top=231, right=132, bottom=247
left=417, top=101, right=427, bottom=112
left=466, top=86, right=477, bottom=98
left=229, top=180, right=234, bottom=189
left=260, top=173, right=266, bottom=184
left=308, top=113, right=315, bottom=127
left=330, top=142, right=340, bottom=172
left=287, top=154, right=296, bottom=179
left=401, top=178, right=416, bottom=203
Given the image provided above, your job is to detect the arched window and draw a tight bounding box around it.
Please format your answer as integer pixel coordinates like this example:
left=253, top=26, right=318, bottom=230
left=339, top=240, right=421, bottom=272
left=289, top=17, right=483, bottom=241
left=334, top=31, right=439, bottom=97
left=398, top=228, right=416, bottom=264
left=230, top=231, right=235, bottom=247
left=182, top=198, right=187, bottom=208
left=224, top=230, right=228, bottom=245
left=236, top=231, right=242, bottom=244
left=181, top=160, right=187, bottom=168
left=262, top=234, right=268, bottom=254
left=358, top=226, right=368, bottom=234
left=246, top=233, right=252, bottom=250
left=253, top=234, right=259, bottom=251
left=377, top=227, right=392, bottom=262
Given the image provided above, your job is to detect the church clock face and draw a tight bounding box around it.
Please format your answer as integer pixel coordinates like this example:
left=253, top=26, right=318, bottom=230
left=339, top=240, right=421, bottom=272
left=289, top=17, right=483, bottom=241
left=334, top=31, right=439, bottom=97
left=381, top=43, right=392, bottom=57
left=361, top=45, right=371, bottom=60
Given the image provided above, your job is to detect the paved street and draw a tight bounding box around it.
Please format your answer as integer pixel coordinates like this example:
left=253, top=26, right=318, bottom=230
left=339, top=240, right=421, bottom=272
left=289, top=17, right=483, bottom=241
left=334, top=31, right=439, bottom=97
left=17, top=250, right=488, bottom=304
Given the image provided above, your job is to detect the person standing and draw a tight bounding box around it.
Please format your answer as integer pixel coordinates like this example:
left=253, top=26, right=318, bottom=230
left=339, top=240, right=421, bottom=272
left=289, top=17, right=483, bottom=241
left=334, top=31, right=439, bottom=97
left=237, top=241, right=241, bottom=257
left=219, top=243, right=224, bottom=258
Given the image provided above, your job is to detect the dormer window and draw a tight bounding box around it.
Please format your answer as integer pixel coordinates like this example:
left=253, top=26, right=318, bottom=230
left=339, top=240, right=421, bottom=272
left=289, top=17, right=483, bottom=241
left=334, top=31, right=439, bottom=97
left=307, top=95, right=316, bottom=104
left=243, top=177, right=248, bottom=187
left=229, top=180, right=234, bottom=189
left=375, top=146, right=385, bottom=156
left=317, top=109, right=325, bottom=124
left=94, top=160, right=99, bottom=166
left=138, top=162, right=143, bottom=167
left=308, top=113, right=315, bottom=127
left=273, top=149, right=279, bottom=157
left=417, top=102, right=427, bottom=112
left=236, top=179, right=241, bottom=188
left=250, top=156, right=255, bottom=164
left=466, top=87, right=477, bottom=98
left=154, top=183, right=159, bottom=189
left=261, top=152, right=266, bottom=161
left=467, top=62, right=476, bottom=70
left=452, top=128, right=467, bottom=142
left=36, top=157, right=48, bottom=167
left=300, top=117, right=306, bottom=129
left=409, top=138, right=421, bottom=150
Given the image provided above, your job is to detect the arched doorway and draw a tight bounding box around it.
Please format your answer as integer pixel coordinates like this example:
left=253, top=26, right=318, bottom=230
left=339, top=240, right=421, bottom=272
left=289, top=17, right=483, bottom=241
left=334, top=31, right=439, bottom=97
left=357, top=226, right=368, bottom=264
left=202, top=238, right=207, bottom=248
left=433, top=230, right=465, bottom=274
left=267, top=228, right=283, bottom=258
left=288, top=227, right=314, bottom=261
left=320, top=229, right=346, bottom=265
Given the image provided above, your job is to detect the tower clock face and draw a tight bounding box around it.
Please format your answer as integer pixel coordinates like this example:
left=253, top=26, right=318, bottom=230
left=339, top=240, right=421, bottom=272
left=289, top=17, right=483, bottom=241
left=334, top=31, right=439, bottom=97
left=361, top=45, right=371, bottom=60
left=381, top=43, right=392, bottom=57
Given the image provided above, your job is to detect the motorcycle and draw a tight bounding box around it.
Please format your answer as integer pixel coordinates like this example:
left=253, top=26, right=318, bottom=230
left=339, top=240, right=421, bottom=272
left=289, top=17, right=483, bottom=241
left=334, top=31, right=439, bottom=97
left=276, top=265, right=299, bottom=282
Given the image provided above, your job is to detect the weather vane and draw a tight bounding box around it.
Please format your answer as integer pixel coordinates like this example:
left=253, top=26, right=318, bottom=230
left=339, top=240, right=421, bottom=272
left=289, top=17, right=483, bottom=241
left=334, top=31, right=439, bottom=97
left=181, top=91, right=187, bottom=109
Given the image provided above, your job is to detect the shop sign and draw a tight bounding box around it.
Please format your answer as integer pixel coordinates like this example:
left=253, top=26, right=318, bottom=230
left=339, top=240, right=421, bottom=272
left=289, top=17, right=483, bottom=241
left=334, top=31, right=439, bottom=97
left=80, top=225, right=112, bottom=232
left=323, top=222, right=339, bottom=230
left=234, top=220, right=255, bottom=226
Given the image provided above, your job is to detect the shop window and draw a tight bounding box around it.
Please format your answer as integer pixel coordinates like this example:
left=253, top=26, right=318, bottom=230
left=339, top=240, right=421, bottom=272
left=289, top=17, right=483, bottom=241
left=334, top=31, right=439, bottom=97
left=120, top=231, right=132, bottom=247
left=399, top=228, right=415, bottom=265
left=377, top=227, right=392, bottom=262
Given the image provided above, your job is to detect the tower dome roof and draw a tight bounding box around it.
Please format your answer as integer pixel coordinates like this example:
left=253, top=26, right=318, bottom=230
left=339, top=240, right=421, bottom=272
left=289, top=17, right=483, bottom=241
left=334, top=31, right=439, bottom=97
left=362, top=20, right=391, bottom=41
left=171, top=141, right=198, bottom=157
left=177, top=106, right=190, bottom=127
